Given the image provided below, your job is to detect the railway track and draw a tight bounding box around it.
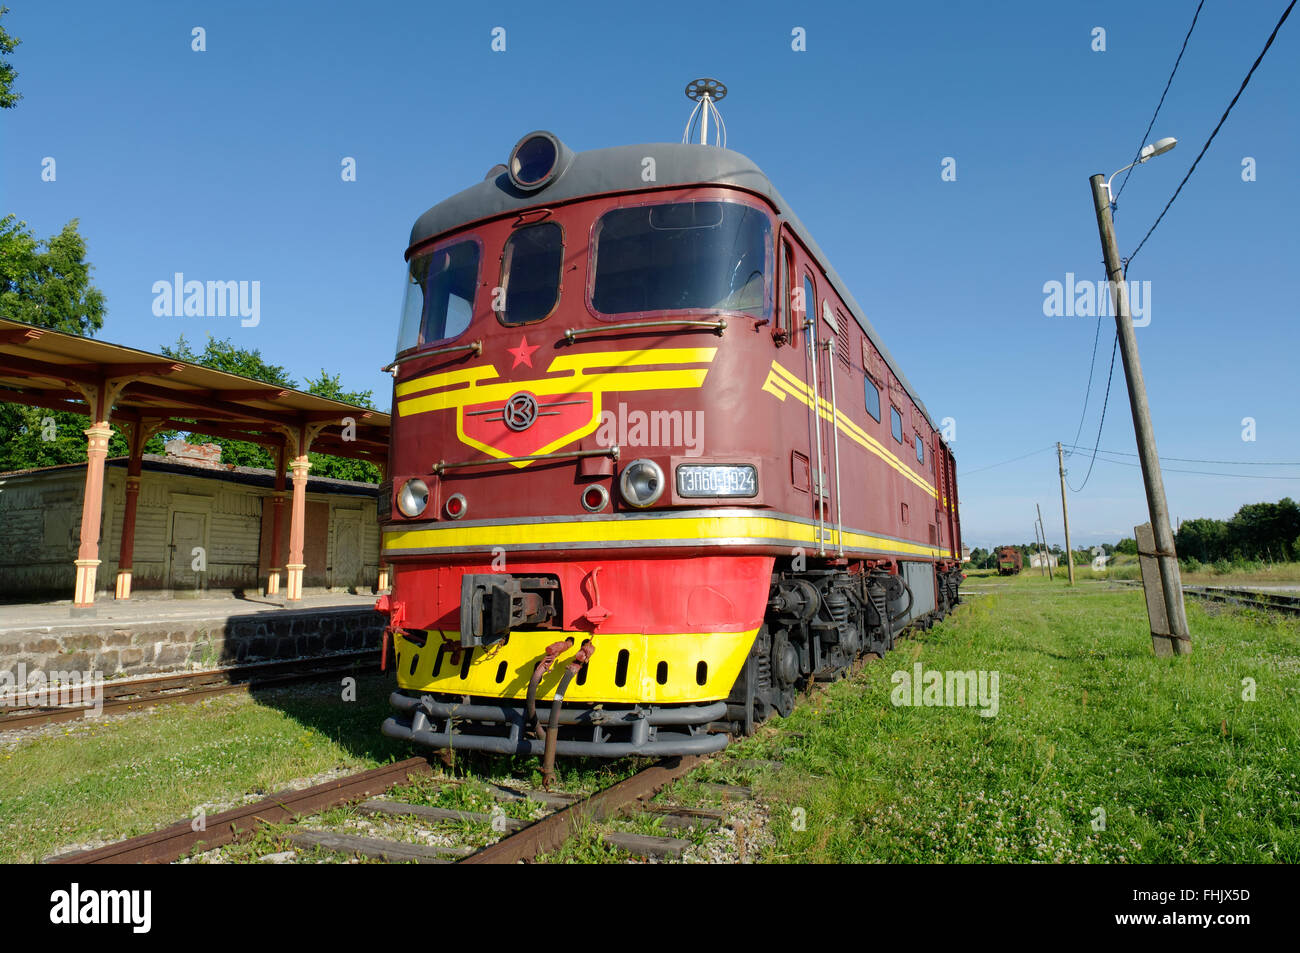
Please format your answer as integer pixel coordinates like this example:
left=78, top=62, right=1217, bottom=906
left=43, top=599, right=952, bottom=865
left=47, top=752, right=760, bottom=864
left=1178, top=584, right=1300, bottom=615
left=1, top=650, right=380, bottom=731
left=1116, top=581, right=1300, bottom=616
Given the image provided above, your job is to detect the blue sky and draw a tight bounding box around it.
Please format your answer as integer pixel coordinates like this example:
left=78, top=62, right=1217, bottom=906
left=2, top=0, right=1297, bottom=549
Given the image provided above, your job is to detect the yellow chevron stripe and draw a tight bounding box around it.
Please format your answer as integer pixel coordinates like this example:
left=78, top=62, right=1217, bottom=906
left=395, top=347, right=718, bottom=401
left=383, top=513, right=945, bottom=559
left=763, top=361, right=938, bottom=497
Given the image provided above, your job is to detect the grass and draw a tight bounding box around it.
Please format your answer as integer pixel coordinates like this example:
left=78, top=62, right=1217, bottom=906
left=4, top=573, right=1295, bottom=864
left=0, top=674, right=410, bottom=863
left=752, top=573, right=1300, bottom=863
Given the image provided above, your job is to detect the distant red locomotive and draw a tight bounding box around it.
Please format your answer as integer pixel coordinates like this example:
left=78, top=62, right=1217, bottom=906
left=996, top=546, right=1023, bottom=575
left=376, top=114, right=963, bottom=766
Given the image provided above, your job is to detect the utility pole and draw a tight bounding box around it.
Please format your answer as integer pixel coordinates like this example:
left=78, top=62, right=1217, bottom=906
left=1036, top=503, right=1052, bottom=579
left=1089, top=174, right=1190, bottom=655
left=1057, top=442, right=1076, bottom=585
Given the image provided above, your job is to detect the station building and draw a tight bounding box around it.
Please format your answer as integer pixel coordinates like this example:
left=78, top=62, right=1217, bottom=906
left=0, top=441, right=382, bottom=600
left=0, top=316, right=390, bottom=613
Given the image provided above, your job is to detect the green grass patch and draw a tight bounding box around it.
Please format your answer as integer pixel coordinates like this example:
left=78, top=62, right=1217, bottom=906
left=0, top=674, right=410, bottom=863
left=756, top=576, right=1299, bottom=863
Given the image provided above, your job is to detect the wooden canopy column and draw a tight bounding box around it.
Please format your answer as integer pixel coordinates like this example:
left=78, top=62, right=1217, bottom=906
left=266, top=443, right=288, bottom=596
left=113, top=417, right=162, bottom=599
left=70, top=378, right=128, bottom=614
left=276, top=421, right=327, bottom=602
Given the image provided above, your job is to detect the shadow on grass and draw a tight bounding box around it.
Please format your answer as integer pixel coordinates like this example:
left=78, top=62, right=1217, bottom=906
left=246, top=671, right=645, bottom=788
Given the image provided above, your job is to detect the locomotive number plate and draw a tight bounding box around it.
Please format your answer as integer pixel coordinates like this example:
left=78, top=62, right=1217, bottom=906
left=675, top=464, right=758, bottom=498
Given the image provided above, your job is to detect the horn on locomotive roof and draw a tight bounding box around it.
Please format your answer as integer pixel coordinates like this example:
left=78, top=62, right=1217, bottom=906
left=682, top=78, right=727, bottom=148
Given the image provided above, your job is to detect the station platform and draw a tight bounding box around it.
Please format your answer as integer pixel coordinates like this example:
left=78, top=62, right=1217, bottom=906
left=0, top=592, right=384, bottom=682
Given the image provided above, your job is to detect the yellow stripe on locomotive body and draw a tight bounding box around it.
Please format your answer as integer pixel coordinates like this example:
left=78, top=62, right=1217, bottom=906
left=393, top=627, right=758, bottom=704
left=383, top=511, right=945, bottom=559
left=761, top=359, right=938, bottom=498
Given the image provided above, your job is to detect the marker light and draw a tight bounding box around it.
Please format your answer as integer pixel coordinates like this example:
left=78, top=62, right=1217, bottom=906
left=445, top=493, right=468, bottom=520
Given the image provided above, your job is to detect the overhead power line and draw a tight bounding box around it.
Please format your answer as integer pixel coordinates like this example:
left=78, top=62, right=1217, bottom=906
left=1128, top=0, right=1297, bottom=265
left=958, top=445, right=1056, bottom=478
left=1068, top=3, right=1205, bottom=476
left=1113, top=0, right=1207, bottom=206
left=1085, top=454, right=1300, bottom=481
left=1062, top=444, right=1300, bottom=466
left=1065, top=332, right=1120, bottom=493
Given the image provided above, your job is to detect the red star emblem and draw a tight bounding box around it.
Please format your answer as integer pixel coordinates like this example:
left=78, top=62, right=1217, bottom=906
left=507, top=334, right=540, bottom=369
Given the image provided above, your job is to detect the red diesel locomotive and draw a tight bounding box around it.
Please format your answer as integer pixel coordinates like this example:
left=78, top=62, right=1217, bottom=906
left=376, top=123, right=963, bottom=766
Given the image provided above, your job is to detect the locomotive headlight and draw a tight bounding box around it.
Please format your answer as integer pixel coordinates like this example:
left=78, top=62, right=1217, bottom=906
left=397, top=478, right=429, bottom=518
left=619, top=459, right=665, bottom=508
left=507, top=131, right=573, bottom=192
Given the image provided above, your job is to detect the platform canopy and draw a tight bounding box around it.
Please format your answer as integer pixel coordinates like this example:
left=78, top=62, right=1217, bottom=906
left=0, top=316, right=389, bottom=462
left=0, top=316, right=391, bottom=610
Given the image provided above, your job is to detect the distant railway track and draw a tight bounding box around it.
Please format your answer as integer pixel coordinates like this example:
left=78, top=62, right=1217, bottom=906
left=1177, top=585, right=1300, bottom=616
left=1111, top=581, right=1300, bottom=615
left=1, top=650, right=380, bottom=732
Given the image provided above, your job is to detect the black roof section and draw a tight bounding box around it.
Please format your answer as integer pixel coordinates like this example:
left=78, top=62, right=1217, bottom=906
left=409, top=141, right=934, bottom=427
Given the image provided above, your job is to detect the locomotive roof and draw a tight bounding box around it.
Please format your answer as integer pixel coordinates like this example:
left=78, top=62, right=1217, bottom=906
left=409, top=142, right=935, bottom=428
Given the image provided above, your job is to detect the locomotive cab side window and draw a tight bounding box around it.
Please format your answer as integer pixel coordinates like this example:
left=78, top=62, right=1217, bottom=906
left=498, top=222, right=563, bottom=325
left=590, top=200, right=772, bottom=318
left=864, top=377, right=881, bottom=422
left=396, top=238, right=481, bottom=352
left=890, top=405, right=903, bottom=443
left=915, top=433, right=925, bottom=463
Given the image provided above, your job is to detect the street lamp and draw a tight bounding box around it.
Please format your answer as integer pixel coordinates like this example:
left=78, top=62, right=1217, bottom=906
left=1087, top=139, right=1191, bottom=656
left=1104, top=137, right=1178, bottom=202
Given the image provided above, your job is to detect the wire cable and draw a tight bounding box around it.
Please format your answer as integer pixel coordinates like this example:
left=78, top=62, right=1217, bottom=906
left=1065, top=331, right=1120, bottom=493
left=1113, top=0, right=1207, bottom=205
left=1086, top=454, right=1300, bottom=481
left=1127, top=0, right=1297, bottom=265
left=1069, top=312, right=1105, bottom=451
left=1062, top=444, right=1300, bottom=466
left=958, top=445, right=1056, bottom=478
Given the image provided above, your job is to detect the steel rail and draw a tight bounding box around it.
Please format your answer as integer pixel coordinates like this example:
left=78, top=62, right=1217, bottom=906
left=458, top=755, right=702, bottom=864
left=2, top=651, right=379, bottom=731
left=47, top=757, right=434, bottom=864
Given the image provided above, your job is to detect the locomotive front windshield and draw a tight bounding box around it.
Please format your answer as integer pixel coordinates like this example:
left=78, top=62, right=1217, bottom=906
left=395, top=239, right=481, bottom=353
left=591, top=201, right=772, bottom=317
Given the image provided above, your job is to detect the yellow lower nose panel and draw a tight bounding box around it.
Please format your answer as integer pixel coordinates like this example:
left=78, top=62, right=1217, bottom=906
left=393, top=628, right=758, bottom=705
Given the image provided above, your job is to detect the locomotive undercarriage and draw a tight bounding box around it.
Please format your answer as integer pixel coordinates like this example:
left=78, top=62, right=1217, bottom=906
left=722, top=562, right=965, bottom=736
left=382, top=559, right=963, bottom=760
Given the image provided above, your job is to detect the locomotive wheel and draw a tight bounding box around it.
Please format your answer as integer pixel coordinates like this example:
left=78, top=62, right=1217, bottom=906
left=724, top=650, right=758, bottom=736
left=725, top=626, right=783, bottom=734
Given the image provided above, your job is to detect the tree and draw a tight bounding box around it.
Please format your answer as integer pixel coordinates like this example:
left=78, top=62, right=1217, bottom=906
left=0, top=6, right=20, bottom=110
left=158, top=335, right=294, bottom=469
left=0, top=216, right=106, bottom=335
left=1114, top=537, right=1138, bottom=556
left=155, top=338, right=379, bottom=482
left=303, top=370, right=381, bottom=483
left=0, top=215, right=122, bottom=471
left=1176, top=517, right=1229, bottom=563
